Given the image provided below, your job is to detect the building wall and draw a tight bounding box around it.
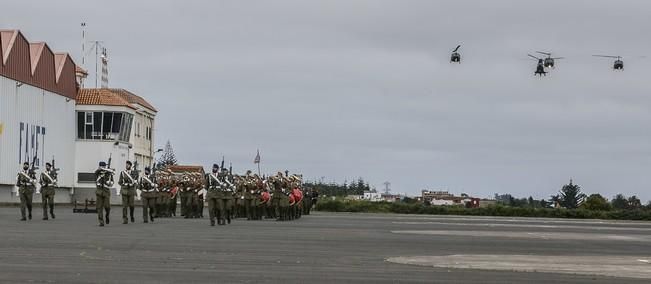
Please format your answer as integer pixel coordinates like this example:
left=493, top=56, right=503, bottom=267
left=131, top=108, right=155, bottom=168
left=0, top=75, right=76, bottom=192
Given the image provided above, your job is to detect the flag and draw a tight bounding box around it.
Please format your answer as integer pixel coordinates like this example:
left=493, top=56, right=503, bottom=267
left=254, top=149, right=261, bottom=164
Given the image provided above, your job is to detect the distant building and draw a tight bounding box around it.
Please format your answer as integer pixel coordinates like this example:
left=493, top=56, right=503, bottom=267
left=421, top=190, right=454, bottom=202
left=74, top=88, right=157, bottom=203
left=363, top=191, right=382, bottom=202
left=422, top=190, right=481, bottom=207
left=381, top=194, right=402, bottom=203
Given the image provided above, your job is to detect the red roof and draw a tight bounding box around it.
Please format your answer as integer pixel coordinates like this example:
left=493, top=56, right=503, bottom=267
left=0, top=30, right=77, bottom=99
left=165, top=165, right=205, bottom=174
left=77, top=88, right=157, bottom=112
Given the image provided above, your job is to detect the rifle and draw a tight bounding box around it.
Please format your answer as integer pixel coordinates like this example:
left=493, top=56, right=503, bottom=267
left=51, top=156, right=60, bottom=178
left=221, top=156, right=225, bottom=170
left=49, top=156, right=60, bottom=187
left=29, top=155, right=38, bottom=176
left=133, top=161, right=141, bottom=178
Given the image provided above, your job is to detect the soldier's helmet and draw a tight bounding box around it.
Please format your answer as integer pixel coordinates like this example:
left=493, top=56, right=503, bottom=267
left=99, top=161, right=107, bottom=168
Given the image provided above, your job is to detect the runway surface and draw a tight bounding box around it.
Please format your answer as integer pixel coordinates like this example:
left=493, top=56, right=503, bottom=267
left=1, top=208, right=650, bottom=283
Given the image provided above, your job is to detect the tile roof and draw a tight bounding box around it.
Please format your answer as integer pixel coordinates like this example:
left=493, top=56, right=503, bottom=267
left=77, top=88, right=157, bottom=112
left=165, top=165, right=205, bottom=174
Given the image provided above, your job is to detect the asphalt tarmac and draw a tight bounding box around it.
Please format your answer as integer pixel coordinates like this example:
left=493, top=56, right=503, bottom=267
left=1, top=207, right=650, bottom=283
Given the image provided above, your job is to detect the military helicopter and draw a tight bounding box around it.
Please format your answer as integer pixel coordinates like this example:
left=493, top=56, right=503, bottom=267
left=592, top=55, right=624, bottom=70
left=450, top=45, right=461, bottom=63
left=528, top=54, right=547, bottom=76
left=536, top=51, right=564, bottom=68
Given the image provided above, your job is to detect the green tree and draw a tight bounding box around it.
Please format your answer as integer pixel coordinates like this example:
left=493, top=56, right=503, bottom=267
left=528, top=196, right=535, bottom=208
left=556, top=179, right=586, bottom=209
left=157, top=140, right=178, bottom=168
left=628, top=196, right=642, bottom=210
left=581, top=194, right=611, bottom=211
left=611, top=194, right=628, bottom=210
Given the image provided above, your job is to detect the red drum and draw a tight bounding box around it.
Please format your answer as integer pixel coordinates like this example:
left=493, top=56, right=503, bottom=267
left=292, top=188, right=303, bottom=203
left=261, top=191, right=271, bottom=203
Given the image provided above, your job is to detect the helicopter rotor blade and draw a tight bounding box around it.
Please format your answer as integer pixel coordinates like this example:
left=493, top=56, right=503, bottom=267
left=592, top=55, right=619, bottom=59
left=453, top=45, right=461, bottom=52
left=527, top=54, right=540, bottom=60
left=536, top=51, right=551, bottom=56
left=551, top=57, right=564, bottom=60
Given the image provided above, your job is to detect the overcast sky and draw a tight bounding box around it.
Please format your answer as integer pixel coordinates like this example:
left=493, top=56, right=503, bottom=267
left=3, top=0, right=651, bottom=201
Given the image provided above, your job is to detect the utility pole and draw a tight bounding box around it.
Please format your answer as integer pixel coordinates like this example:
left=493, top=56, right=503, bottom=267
left=383, top=181, right=391, bottom=195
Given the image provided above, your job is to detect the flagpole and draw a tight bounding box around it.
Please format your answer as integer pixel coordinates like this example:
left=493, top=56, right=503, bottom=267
left=255, top=149, right=261, bottom=176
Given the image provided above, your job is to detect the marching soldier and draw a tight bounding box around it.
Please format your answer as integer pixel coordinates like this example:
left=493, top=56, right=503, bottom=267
left=139, top=167, right=157, bottom=223
left=179, top=175, right=187, bottom=217
left=187, top=178, right=199, bottom=218
left=243, top=171, right=256, bottom=220
left=118, top=161, right=138, bottom=224
left=181, top=174, right=194, bottom=219
left=206, top=164, right=223, bottom=226
left=157, top=173, right=170, bottom=218
left=197, top=182, right=205, bottom=218
left=16, top=162, right=36, bottom=221
left=169, top=182, right=178, bottom=217
left=270, top=172, right=288, bottom=221
left=220, top=169, right=235, bottom=224
left=39, top=162, right=58, bottom=220
left=95, top=161, right=114, bottom=226
left=303, top=187, right=312, bottom=215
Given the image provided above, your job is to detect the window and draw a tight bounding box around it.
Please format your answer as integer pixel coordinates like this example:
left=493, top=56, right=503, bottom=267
left=77, top=112, right=85, bottom=139
left=102, top=112, right=114, bottom=140
left=76, top=111, right=133, bottom=142
left=77, top=172, right=97, bottom=183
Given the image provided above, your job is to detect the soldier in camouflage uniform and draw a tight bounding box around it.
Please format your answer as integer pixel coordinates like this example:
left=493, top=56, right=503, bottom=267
left=95, top=161, right=114, bottom=226
left=16, top=162, right=36, bottom=221
left=118, top=161, right=138, bottom=224
left=139, top=167, right=157, bottom=223
left=39, top=162, right=57, bottom=220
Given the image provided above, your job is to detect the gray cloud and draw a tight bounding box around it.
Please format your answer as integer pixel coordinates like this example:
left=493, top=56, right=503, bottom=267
left=3, top=0, right=651, bottom=201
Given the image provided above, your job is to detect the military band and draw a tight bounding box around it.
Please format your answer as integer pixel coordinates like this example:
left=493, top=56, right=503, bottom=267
left=13, top=159, right=318, bottom=227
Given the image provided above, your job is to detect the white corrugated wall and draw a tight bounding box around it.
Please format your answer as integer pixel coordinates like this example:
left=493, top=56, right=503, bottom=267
left=0, top=75, right=76, bottom=188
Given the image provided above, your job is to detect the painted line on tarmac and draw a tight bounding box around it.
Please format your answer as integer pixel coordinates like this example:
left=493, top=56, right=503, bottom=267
left=391, top=230, right=651, bottom=242
left=386, top=255, right=651, bottom=279
left=310, top=213, right=651, bottom=227
left=392, top=221, right=651, bottom=232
